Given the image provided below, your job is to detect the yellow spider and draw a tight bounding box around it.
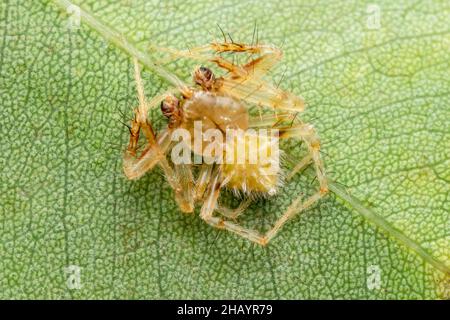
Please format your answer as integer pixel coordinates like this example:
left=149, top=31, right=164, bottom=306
left=123, top=41, right=328, bottom=245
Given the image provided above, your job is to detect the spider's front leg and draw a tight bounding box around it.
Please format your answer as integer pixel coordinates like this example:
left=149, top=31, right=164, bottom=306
left=216, top=198, right=252, bottom=220
left=151, top=42, right=281, bottom=78
left=123, top=58, right=172, bottom=180
left=123, top=58, right=195, bottom=212
left=151, top=42, right=304, bottom=112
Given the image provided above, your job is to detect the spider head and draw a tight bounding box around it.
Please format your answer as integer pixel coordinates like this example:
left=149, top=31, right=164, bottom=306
left=161, top=94, right=181, bottom=127
left=193, top=66, right=215, bottom=91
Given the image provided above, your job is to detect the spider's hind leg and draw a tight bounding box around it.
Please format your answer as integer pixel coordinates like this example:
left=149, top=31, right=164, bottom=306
left=262, top=121, right=329, bottom=243
left=199, top=169, right=267, bottom=245
left=216, top=198, right=252, bottom=220
left=173, top=163, right=195, bottom=213
left=151, top=42, right=282, bottom=80
left=151, top=43, right=304, bottom=112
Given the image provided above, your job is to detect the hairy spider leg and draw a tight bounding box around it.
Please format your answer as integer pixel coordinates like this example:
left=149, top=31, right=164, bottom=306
left=216, top=198, right=252, bottom=220
left=123, top=58, right=196, bottom=212
left=200, top=168, right=267, bottom=244
left=263, top=120, right=328, bottom=242
left=150, top=43, right=305, bottom=112
left=195, top=164, right=214, bottom=201
left=249, top=114, right=313, bottom=180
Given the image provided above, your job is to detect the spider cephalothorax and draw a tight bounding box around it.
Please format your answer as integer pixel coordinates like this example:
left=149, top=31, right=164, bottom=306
left=123, top=41, right=328, bottom=246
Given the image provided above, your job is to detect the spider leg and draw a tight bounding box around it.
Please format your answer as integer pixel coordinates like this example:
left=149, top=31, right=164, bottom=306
left=279, top=123, right=328, bottom=193
left=264, top=190, right=325, bottom=243
left=151, top=42, right=280, bottom=76
left=196, top=165, right=252, bottom=218
left=195, top=164, right=213, bottom=201
left=248, top=113, right=294, bottom=128
left=248, top=114, right=312, bottom=179
left=259, top=121, right=328, bottom=244
left=286, top=154, right=312, bottom=180
left=124, top=59, right=189, bottom=211
left=212, top=43, right=282, bottom=80
left=197, top=115, right=327, bottom=245
left=150, top=43, right=304, bottom=112
left=200, top=169, right=267, bottom=245
left=150, top=45, right=247, bottom=77
left=173, top=163, right=195, bottom=213
left=219, top=77, right=305, bottom=113
left=209, top=45, right=303, bottom=113
left=216, top=198, right=252, bottom=220
left=151, top=42, right=284, bottom=89
left=123, top=127, right=171, bottom=180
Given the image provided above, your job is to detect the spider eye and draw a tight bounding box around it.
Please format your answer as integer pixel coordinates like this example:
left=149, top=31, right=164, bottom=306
left=199, top=66, right=212, bottom=79
left=160, top=95, right=179, bottom=118
left=160, top=101, right=171, bottom=116
left=194, top=66, right=215, bottom=90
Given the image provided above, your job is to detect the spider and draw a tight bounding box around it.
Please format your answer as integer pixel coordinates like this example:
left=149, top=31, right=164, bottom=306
left=123, top=41, right=328, bottom=245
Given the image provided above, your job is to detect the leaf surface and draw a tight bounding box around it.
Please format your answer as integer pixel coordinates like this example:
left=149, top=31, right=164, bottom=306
left=0, top=0, right=449, bottom=298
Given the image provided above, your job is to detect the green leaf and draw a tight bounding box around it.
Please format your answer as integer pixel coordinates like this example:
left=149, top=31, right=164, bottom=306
left=1, top=0, right=448, bottom=299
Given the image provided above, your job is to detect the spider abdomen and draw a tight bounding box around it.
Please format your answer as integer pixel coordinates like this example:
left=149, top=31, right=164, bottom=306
left=222, top=130, right=280, bottom=197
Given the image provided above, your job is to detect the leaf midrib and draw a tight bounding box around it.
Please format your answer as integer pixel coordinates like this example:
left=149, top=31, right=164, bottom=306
left=51, top=0, right=450, bottom=276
